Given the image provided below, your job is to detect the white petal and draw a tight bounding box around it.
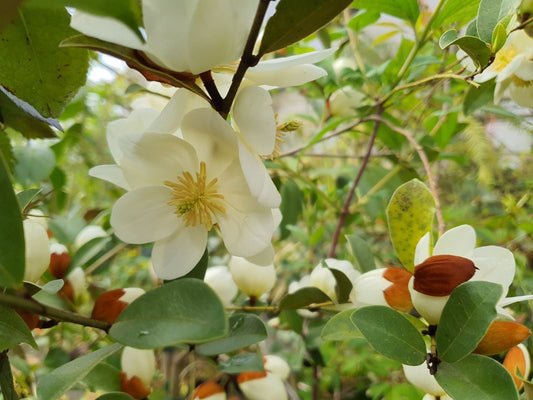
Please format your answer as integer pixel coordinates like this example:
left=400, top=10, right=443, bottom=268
left=89, top=165, right=130, bottom=190
left=499, top=294, right=533, bottom=308
left=238, top=143, right=281, bottom=208
left=111, top=186, right=178, bottom=244
left=121, top=347, right=155, bottom=386
left=233, top=86, right=276, bottom=155
left=70, top=11, right=145, bottom=50
left=239, top=373, right=287, bottom=400
left=471, top=245, right=515, bottom=296
left=433, top=224, right=476, bottom=258
left=324, top=258, right=360, bottom=283
left=251, top=49, right=336, bottom=72
left=181, top=108, right=238, bottom=178
left=350, top=269, right=391, bottom=308
left=310, top=265, right=337, bottom=301
left=151, top=225, right=208, bottom=279
left=408, top=278, right=448, bottom=325
left=245, top=64, right=328, bottom=87
left=205, top=266, right=238, bottom=306
left=509, top=83, right=533, bottom=107
left=414, top=232, right=431, bottom=265
left=230, top=256, right=276, bottom=298
left=187, top=0, right=257, bottom=74
left=403, top=363, right=447, bottom=396
left=121, top=133, right=198, bottom=188
left=245, top=244, right=275, bottom=266
left=23, top=220, right=51, bottom=283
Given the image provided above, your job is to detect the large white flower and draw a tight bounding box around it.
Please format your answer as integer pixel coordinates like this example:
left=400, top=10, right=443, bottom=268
left=71, top=0, right=258, bottom=75
left=409, top=224, right=531, bottom=324
left=94, top=108, right=278, bottom=279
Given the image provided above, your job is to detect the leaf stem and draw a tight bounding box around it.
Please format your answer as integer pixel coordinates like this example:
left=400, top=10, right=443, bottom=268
left=0, top=292, right=110, bottom=332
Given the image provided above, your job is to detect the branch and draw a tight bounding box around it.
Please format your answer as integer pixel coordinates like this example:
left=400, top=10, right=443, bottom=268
left=328, top=105, right=384, bottom=258
left=0, top=292, right=110, bottom=332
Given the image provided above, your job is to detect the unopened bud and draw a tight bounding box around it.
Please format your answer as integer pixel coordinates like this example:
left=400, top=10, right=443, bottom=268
left=193, top=381, right=226, bottom=400
left=264, top=355, right=290, bottom=381
left=237, top=371, right=287, bottom=400
left=503, top=344, right=531, bottom=389
left=413, top=255, right=476, bottom=296
left=120, top=347, right=155, bottom=399
left=92, top=288, right=145, bottom=324
left=229, top=257, right=276, bottom=299
left=23, top=219, right=51, bottom=283
left=474, top=320, right=531, bottom=355
left=48, top=243, right=71, bottom=279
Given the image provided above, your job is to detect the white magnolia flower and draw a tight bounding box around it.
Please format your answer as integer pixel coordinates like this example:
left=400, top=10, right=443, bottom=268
left=71, top=0, right=258, bottom=75
left=23, top=219, right=51, bottom=283
left=409, top=224, right=531, bottom=324
left=229, top=256, right=276, bottom=298
left=204, top=266, right=238, bottom=306
left=95, top=108, right=278, bottom=279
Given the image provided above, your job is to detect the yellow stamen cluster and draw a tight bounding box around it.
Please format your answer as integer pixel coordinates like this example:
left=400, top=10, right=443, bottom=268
left=261, top=117, right=302, bottom=161
left=165, top=162, right=225, bottom=229
left=492, top=45, right=518, bottom=72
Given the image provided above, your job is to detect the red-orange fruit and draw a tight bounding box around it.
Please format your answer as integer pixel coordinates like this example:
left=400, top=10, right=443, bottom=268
left=383, top=267, right=413, bottom=312
left=503, top=345, right=529, bottom=389
left=91, top=289, right=128, bottom=324
left=474, top=320, right=531, bottom=355
left=237, top=371, right=267, bottom=384
left=413, top=255, right=477, bottom=296
left=120, top=372, right=151, bottom=399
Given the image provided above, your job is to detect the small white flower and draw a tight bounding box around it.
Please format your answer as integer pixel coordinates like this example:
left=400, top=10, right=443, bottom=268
left=229, top=256, right=276, bottom=298
left=23, top=219, right=51, bottom=283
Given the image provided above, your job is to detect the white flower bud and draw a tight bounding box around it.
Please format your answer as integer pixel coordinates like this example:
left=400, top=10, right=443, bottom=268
left=238, top=372, right=287, bottom=400
left=121, top=347, right=155, bottom=399
left=23, top=219, right=51, bottom=283
left=74, top=225, right=106, bottom=249
left=403, top=362, right=447, bottom=397
left=205, top=266, right=238, bottom=306
left=264, top=355, right=290, bottom=381
left=229, top=256, right=276, bottom=298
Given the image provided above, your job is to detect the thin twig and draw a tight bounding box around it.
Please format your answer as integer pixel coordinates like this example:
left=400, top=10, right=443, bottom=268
left=328, top=105, right=384, bottom=258
left=85, top=242, right=128, bottom=275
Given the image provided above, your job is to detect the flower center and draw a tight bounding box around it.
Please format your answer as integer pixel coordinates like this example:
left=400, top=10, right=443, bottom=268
left=512, top=75, right=533, bottom=87
left=493, top=45, right=518, bottom=72
left=164, top=162, right=225, bottom=229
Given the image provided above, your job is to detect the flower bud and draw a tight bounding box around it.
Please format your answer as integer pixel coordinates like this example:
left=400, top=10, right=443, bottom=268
left=351, top=267, right=413, bottom=313
left=92, top=288, right=145, bottom=324
left=264, top=355, right=290, bottom=381
left=74, top=225, right=106, bottom=249
left=192, top=381, right=226, bottom=400
left=310, top=258, right=360, bottom=301
left=48, top=243, right=71, bottom=279
left=229, top=256, right=276, bottom=299
left=120, top=347, right=155, bottom=399
left=23, top=219, right=51, bottom=283
left=474, top=320, right=531, bottom=355
left=204, top=266, right=238, bottom=306
left=503, top=344, right=531, bottom=389
left=413, top=255, right=476, bottom=296
left=403, top=362, right=448, bottom=397
left=237, top=371, right=287, bottom=400
left=60, top=267, right=86, bottom=302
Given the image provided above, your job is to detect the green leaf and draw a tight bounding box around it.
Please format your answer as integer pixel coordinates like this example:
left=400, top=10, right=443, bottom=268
left=476, top=0, right=520, bottom=43
left=463, top=78, right=496, bottom=114
left=61, top=34, right=210, bottom=102
left=0, top=2, right=89, bottom=118
left=345, top=233, right=376, bottom=273
left=351, top=0, right=420, bottom=24
left=42, top=0, right=143, bottom=42
left=492, top=22, right=508, bottom=53
left=69, top=236, right=111, bottom=273
left=0, top=351, right=17, bottom=400
left=13, top=143, right=56, bottom=186
left=348, top=10, right=380, bottom=32
left=95, top=394, right=135, bottom=400
left=432, top=0, right=481, bottom=29
left=435, top=353, right=519, bottom=400
left=0, top=86, right=60, bottom=139
left=279, top=179, right=303, bottom=240
left=196, top=313, right=267, bottom=356
left=386, top=179, right=435, bottom=272
left=0, top=306, right=38, bottom=351
left=40, top=279, right=65, bottom=294
left=329, top=267, right=352, bottom=303
left=321, top=309, right=362, bottom=341
left=436, top=281, right=502, bottom=363
left=0, top=132, right=15, bottom=174
left=182, top=248, right=208, bottom=280
left=82, top=362, right=121, bottom=392
left=439, top=30, right=491, bottom=68
left=37, top=343, right=122, bottom=400
left=110, top=279, right=228, bottom=348
left=17, top=188, right=42, bottom=213
left=279, top=286, right=332, bottom=310
left=351, top=306, right=426, bottom=365
left=219, top=353, right=264, bottom=374
left=258, top=0, right=351, bottom=56
left=0, top=153, right=24, bottom=287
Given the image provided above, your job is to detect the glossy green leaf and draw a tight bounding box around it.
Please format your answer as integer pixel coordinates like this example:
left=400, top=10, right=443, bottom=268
left=435, top=353, right=519, bottom=400
left=61, top=35, right=209, bottom=102
left=0, top=351, right=16, bottom=400
left=82, top=362, right=121, bottom=392
left=68, top=236, right=111, bottom=273
left=259, top=0, right=351, bottom=56
left=476, top=0, right=520, bottom=43
left=0, top=86, right=60, bottom=139
left=0, top=306, right=37, bottom=352
left=219, top=353, right=264, bottom=374
left=0, top=154, right=24, bottom=288
left=279, top=286, right=332, bottom=310
left=196, top=313, right=268, bottom=356
left=492, top=22, right=508, bottom=53
left=463, top=78, right=496, bottom=115
left=351, top=306, right=426, bottom=365
left=279, top=180, right=303, bottom=240
left=321, top=309, right=362, bottom=341
left=329, top=267, right=352, bottom=303
left=13, top=143, right=56, bottom=187
left=386, top=179, right=435, bottom=272
left=439, top=30, right=491, bottom=68
left=432, top=0, right=481, bottom=29
left=436, top=281, right=502, bottom=363
left=0, top=2, right=89, bottom=118
left=37, top=343, right=122, bottom=400
left=352, top=0, right=419, bottom=24
left=110, top=279, right=228, bottom=348
left=345, top=233, right=376, bottom=273
left=95, top=394, right=135, bottom=400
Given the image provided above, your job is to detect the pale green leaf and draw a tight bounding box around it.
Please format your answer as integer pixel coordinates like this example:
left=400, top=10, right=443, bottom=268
left=436, top=281, right=502, bottom=363
left=321, top=309, right=362, bottom=341
left=476, top=0, right=520, bottom=43
left=345, top=233, right=376, bottom=273
left=110, top=279, right=228, bottom=348
left=352, top=0, right=420, bottom=24
left=432, top=0, right=481, bottom=29
left=0, top=306, right=37, bottom=352
left=13, top=143, right=56, bottom=187
left=37, top=343, right=122, bottom=400
left=386, top=179, right=435, bottom=272
left=219, top=353, right=264, bottom=374
left=439, top=30, right=491, bottom=68
left=351, top=306, right=426, bottom=365
left=435, top=353, right=519, bottom=400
